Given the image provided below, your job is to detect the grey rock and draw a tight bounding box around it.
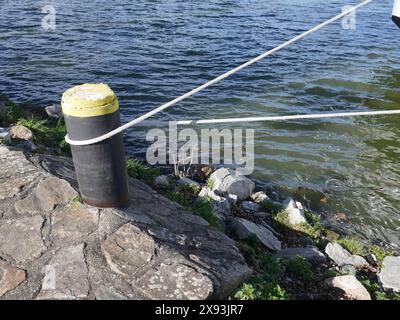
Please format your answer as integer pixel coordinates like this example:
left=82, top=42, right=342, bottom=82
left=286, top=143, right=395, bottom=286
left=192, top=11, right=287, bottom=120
left=15, top=176, right=78, bottom=215
left=209, top=168, right=255, bottom=201
left=153, top=175, right=170, bottom=188
left=134, top=262, right=214, bottom=300
left=283, top=197, right=306, bottom=225
left=0, top=215, right=46, bottom=264
left=0, top=146, right=252, bottom=299
left=15, top=140, right=37, bottom=152
left=101, top=223, right=156, bottom=277
left=251, top=191, right=270, bottom=204
left=0, top=146, right=42, bottom=200
left=379, top=256, right=400, bottom=293
left=176, top=177, right=200, bottom=190
left=325, top=275, right=371, bottom=300
left=325, top=242, right=369, bottom=268
left=38, top=244, right=89, bottom=299
left=275, top=247, right=326, bottom=265
left=241, top=201, right=262, bottom=213
left=45, top=105, right=62, bottom=119
left=51, top=206, right=99, bottom=245
left=95, top=286, right=127, bottom=300
left=230, top=217, right=281, bottom=251
left=9, top=125, right=33, bottom=141
left=0, top=127, right=10, bottom=143
left=197, top=187, right=230, bottom=220
left=0, top=260, right=26, bottom=297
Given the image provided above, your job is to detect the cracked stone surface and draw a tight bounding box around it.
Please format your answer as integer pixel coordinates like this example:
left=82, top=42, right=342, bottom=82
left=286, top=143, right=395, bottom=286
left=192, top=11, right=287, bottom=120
left=51, top=206, right=99, bottom=245
left=0, top=146, right=41, bottom=201
left=135, top=262, right=214, bottom=300
left=0, top=146, right=251, bottom=299
left=38, top=244, right=89, bottom=299
left=101, top=223, right=157, bottom=277
left=0, top=260, right=26, bottom=296
left=15, top=176, right=77, bottom=215
left=0, top=215, right=46, bottom=264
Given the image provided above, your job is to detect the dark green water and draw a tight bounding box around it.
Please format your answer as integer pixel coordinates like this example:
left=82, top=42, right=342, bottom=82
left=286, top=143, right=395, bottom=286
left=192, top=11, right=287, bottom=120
left=0, top=0, right=399, bottom=246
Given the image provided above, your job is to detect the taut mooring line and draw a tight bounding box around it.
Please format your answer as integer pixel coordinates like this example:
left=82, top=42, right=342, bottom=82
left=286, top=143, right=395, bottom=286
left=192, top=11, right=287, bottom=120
left=175, top=110, right=400, bottom=125
left=66, top=0, right=375, bottom=146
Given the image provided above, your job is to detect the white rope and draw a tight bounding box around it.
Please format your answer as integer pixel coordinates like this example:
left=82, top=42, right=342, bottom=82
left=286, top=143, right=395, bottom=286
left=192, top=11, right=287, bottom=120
left=175, top=110, right=400, bottom=125
left=66, top=0, right=374, bottom=146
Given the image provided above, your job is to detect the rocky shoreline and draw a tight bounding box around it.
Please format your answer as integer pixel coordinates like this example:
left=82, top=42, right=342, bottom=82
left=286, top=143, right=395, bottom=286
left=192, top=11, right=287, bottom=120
left=1, top=94, right=400, bottom=300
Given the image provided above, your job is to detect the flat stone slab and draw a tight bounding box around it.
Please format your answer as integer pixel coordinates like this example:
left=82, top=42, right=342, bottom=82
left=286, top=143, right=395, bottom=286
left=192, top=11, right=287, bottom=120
left=15, top=176, right=77, bottom=215
left=0, top=146, right=251, bottom=299
left=101, top=223, right=157, bottom=278
left=51, top=206, right=99, bottom=245
left=326, top=275, right=371, bottom=300
left=0, top=260, right=26, bottom=297
left=325, top=242, right=369, bottom=268
left=229, top=217, right=281, bottom=251
left=0, top=146, right=41, bottom=200
left=379, top=256, right=400, bottom=293
left=38, top=244, right=89, bottom=299
left=0, top=215, right=46, bottom=264
left=135, top=262, right=214, bottom=300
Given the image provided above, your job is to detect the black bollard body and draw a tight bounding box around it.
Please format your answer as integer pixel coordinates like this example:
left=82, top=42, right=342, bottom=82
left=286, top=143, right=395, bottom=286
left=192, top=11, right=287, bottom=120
left=61, top=83, right=130, bottom=208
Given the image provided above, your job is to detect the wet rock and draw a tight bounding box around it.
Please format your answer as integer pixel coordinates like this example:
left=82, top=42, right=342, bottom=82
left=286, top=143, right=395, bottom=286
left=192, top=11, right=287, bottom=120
left=38, top=244, right=89, bottom=299
left=0, top=260, right=26, bottom=297
left=95, top=286, right=127, bottom=300
left=274, top=247, right=326, bottom=265
left=0, top=127, right=10, bottom=143
left=176, top=177, right=200, bottom=190
left=9, top=125, right=33, bottom=141
left=229, top=217, right=281, bottom=251
left=241, top=201, right=262, bottom=213
left=251, top=191, right=270, bottom=204
left=135, top=262, right=214, bottom=300
left=209, top=168, right=255, bottom=201
left=283, top=197, right=307, bottom=225
left=197, top=187, right=230, bottom=220
left=153, top=175, right=170, bottom=188
left=15, top=176, right=77, bottom=215
left=379, top=256, right=400, bottom=293
left=325, top=275, right=371, bottom=300
left=0, top=216, right=46, bottom=264
left=51, top=206, right=99, bottom=245
left=101, top=223, right=156, bottom=277
left=45, top=105, right=62, bottom=119
left=325, top=242, right=369, bottom=268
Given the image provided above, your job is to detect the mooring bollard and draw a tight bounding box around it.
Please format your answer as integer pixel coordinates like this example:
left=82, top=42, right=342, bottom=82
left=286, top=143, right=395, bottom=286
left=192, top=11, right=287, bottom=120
left=61, top=83, right=130, bottom=208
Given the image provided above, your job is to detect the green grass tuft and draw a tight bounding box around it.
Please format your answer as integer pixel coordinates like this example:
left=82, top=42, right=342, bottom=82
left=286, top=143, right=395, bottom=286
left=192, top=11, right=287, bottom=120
left=368, top=245, right=396, bottom=268
left=192, top=197, right=222, bottom=230
left=336, top=237, right=365, bottom=256
left=234, top=253, right=287, bottom=300
left=126, top=157, right=160, bottom=182
left=283, top=256, right=314, bottom=281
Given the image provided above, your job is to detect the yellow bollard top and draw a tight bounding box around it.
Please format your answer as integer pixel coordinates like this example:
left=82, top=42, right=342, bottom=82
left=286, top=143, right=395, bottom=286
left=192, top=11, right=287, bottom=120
left=61, top=83, right=119, bottom=117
